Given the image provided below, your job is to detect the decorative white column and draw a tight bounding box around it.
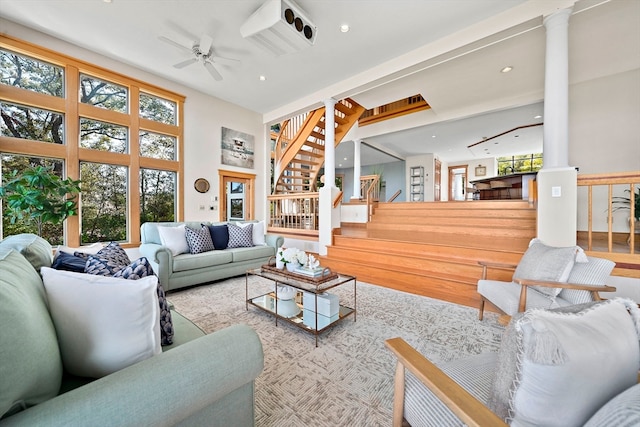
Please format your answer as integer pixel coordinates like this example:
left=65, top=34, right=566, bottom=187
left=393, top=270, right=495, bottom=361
left=351, top=139, right=362, bottom=200
left=319, top=98, right=339, bottom=255
left=543, top=8, right=572, bottom=168
left=538, top=7, right=577, bottom=247
left=323, top=98, right=337, bottom=188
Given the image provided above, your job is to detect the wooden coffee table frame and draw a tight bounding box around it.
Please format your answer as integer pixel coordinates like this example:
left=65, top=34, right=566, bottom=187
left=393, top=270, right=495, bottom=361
left=245, top=268, right=356, bottom=347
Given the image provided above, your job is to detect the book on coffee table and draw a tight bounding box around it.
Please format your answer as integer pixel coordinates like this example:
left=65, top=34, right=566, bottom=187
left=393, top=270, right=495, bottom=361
left=295, top=266, right=325, bottom=277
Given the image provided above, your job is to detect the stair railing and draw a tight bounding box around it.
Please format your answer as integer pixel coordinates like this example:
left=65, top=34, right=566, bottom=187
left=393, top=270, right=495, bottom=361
left=387, top=189, right=402, bottom=202
left=577, top=171, right=639, bottom=254
left=333, top=190, right=344, bottom=208
left=267, top=192, right=319, bottom=233
left=360, top=174, right=380, bottom=221
left=274, top=112, right=309, bottom=162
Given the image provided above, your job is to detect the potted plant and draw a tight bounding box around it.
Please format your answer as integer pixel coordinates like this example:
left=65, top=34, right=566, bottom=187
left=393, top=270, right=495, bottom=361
left=613, top=188, right=640, bottom=221
left=612, top=188, right=640, bottom=244
left=0, top=165, right=82, bottom=237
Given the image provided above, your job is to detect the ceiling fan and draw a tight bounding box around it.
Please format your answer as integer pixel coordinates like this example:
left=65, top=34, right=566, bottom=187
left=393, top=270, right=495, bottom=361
left=159, top=33, right=239, bottom=81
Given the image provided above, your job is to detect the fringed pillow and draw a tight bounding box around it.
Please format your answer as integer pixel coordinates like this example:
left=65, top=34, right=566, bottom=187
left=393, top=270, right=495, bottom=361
left=488, top=298, right=640, bottom=427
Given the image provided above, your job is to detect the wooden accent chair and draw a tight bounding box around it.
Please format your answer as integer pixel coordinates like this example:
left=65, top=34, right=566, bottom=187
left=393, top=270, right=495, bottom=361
left=386, top=298, right=640, bottom=427
left=477, top=240, right=616, bottom=324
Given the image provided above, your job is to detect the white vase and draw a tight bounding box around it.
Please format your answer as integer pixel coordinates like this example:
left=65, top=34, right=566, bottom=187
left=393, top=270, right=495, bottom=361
left=276, top=247, right=285, bottom=269
left=276, top=285, right=296, bottom=300
left=286, top=262, right=297, bottom=272
left=276, top=298, right=301, bottom=318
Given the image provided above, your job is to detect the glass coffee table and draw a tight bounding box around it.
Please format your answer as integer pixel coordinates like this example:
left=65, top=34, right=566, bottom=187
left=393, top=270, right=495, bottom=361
left=245, top=266, right=356, bottom=347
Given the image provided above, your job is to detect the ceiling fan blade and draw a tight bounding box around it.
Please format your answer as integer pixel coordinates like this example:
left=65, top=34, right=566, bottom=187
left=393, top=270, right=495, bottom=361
left=173, top=58, right=198, bottom=69
left=211, top=55, right=240, bottom=66
left=204, top=61, right=223, bottom=81
left=158, top=35, right=192, bottom=54
left=199, top=34, right=213, bottom=55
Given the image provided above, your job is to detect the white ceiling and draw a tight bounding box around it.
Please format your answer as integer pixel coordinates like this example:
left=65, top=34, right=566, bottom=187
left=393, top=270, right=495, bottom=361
left=1, top=0, right=638, bottom=167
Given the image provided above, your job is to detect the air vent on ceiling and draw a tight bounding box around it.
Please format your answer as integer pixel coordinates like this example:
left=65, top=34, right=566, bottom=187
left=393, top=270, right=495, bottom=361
left=240, top=0, right=317, bottom=56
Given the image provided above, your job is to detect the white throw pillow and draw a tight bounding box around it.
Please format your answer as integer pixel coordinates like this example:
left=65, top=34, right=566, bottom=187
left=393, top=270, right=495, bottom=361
left=240, top=221, right=265, bottom=245
left=512, top=240, right=578, bottom=297
left=488, top=298, right=640, bottom=427
left=41, top=268, right=161, bottom=378
left=157, top=224, right=189, bottom=256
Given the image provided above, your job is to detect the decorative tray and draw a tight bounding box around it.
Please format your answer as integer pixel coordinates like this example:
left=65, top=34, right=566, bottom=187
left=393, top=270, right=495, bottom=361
left=261, top=258, right=338, bottom=284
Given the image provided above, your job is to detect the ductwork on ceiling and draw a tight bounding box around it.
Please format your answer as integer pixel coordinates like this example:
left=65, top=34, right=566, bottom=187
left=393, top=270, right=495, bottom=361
left=240, top=0, right=317, bottom=56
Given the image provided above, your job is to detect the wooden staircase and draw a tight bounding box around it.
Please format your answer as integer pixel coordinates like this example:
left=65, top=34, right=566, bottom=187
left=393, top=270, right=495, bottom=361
left=320, top=200, right=537, bottom=309
left=273, top=98, right=365, bottom=194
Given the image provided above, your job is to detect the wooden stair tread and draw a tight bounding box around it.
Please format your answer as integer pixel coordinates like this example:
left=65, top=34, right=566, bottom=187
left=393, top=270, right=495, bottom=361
left=339, top=230, right=531, bottom=251
left=374, top=200, right=533, bottom=210
left=332, top=235, right=523, bottom=272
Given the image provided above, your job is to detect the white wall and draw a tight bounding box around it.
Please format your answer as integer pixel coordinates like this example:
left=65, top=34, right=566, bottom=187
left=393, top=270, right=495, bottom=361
left=1, top=19, right=266, bottom=225
left=569, top=69, right=640, bottom=174
left=570, top=69, right=640, bottom=232
left=182, top=95, right=265, bottom=223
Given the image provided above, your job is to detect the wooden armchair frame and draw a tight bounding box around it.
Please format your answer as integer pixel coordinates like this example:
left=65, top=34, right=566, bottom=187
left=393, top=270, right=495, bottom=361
left=477, top=261, right=616, bottom=324
left=385, top=337, right=507, bottom=427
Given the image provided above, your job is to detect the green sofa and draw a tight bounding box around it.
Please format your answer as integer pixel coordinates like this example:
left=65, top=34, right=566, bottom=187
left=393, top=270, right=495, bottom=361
left=0, top=234, right=264, bottom=427
left=140, top=221, right=284, bottom=291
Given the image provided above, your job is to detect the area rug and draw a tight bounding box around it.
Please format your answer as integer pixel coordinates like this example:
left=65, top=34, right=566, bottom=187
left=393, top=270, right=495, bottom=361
left=167, top=276, right=504, bottom=426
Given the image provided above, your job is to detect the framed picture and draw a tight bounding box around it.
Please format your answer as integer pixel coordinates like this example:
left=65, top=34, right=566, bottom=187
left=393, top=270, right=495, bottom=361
left=221, top=127, right=254, bottom=169
left=475, top=166, right=486, bottom=176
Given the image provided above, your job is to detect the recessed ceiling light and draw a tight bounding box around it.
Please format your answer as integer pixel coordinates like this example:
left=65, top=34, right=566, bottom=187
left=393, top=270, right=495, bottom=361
left=103, top=0, right=112, bottom=3
left=338, top=164, right=342, bottom=167
left=500, top=66, right=514, bottom=73
left=343, top=157, right=347, bottom=160
left=534, top=115, right=542, bottom=119
left=431, top=135, right=436, bottom=138
left=259, top=75, right=266, bottom=81
left=340, top=24, right=350, bottom=33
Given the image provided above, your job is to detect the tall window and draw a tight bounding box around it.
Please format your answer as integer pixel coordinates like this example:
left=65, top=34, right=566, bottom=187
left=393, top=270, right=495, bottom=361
left=497, top=153, right=543, bottom=176
left=0, top=38, right=184, bottom=246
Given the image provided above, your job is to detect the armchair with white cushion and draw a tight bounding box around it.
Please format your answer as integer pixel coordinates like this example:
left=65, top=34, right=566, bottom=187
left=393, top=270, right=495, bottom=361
left=477, top=239, right=616, bottom=324
left=386, top=298, right=640, bottom=427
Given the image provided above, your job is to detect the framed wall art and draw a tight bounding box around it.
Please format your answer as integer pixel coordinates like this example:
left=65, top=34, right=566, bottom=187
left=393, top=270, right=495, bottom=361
left=475, top=165, right=486, bottom=176
left=221, top=127, right=254, bottom=169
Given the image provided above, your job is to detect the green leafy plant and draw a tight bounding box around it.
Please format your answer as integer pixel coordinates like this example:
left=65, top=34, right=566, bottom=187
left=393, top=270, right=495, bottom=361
left=612, top=188, right=640, bottom=222
left=0, top=165, right=81, bottom=237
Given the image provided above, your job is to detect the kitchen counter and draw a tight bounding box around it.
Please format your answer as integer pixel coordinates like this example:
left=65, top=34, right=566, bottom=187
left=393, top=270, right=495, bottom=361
left=471, top=172, right=537, bottom=200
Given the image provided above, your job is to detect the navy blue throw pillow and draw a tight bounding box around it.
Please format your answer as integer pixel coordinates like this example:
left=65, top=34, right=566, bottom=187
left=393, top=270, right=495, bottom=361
left=52, top=251, right=86, bottom=273
left=206, top=224, right=229, bottom=250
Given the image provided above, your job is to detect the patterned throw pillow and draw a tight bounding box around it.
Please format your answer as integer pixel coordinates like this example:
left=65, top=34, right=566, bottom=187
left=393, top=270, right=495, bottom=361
left=206, top=224, right=229, bottom=250
left=113, top=257, right=174, bottom=346
left=185, top=225, right=214, bottom=254
left=227, top=222, right=253, bottom=248
left=113, top=256, right=154, bottom=280
left=85, top=255, right=126, bottom=276
left=96, top=241, right=131, bottom=267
